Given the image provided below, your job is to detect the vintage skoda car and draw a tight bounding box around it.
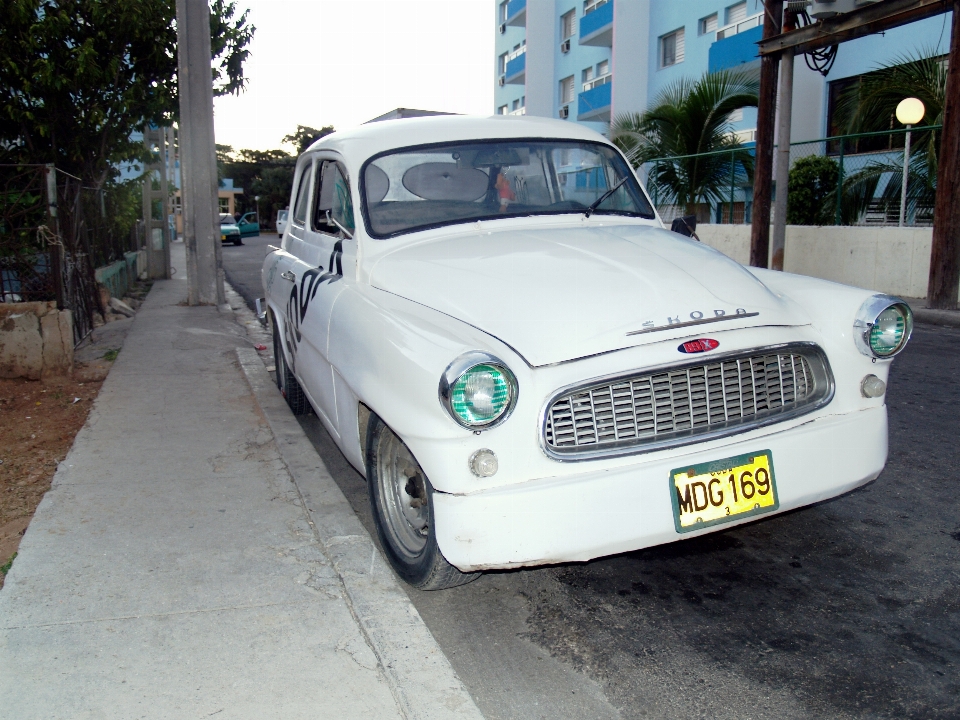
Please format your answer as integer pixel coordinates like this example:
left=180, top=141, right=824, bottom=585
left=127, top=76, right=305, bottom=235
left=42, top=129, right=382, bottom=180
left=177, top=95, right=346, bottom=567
left=261, top=115, right=912, bottom=590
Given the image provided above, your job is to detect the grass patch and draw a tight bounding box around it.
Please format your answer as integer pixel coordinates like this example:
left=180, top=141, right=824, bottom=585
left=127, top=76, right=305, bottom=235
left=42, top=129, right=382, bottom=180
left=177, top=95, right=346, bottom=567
left=102, top=348, right=120, bottom=362
left=1, top=552, right=16, bottom=576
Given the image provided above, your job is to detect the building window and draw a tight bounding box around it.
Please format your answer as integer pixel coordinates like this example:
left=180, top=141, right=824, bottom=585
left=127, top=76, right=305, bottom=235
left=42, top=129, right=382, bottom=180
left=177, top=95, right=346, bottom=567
left=560, top=75, right=575, bottom=104
left=699, top=13, right=718, bottom=35
left=597, top=59, right=609, bottom=76
left=498, top=52, right=508, bottom=75
left=660, top=28, right=685, bottom=68
left=499, top=1, right=508, bottom=23
left=582, top=66, right=595, bottom=84
left=218, top=197, right=230, bottom=214
left=498, top=104, right=509, bottom=115
left=561, top=9, right=576, bottom=39
left=725, top=1, right=747, bottom=26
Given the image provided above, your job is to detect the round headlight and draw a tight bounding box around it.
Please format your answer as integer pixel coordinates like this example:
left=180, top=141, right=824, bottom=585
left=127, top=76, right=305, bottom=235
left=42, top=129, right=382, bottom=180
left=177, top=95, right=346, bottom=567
left=854, top=296, right=913, bottom=359
left=439, top=352, right=518, bottom=429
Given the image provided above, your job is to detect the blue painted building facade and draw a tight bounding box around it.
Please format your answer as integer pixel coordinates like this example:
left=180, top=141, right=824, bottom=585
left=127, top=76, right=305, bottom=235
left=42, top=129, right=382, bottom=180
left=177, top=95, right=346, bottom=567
left=494, top=0, right=950, bottom=145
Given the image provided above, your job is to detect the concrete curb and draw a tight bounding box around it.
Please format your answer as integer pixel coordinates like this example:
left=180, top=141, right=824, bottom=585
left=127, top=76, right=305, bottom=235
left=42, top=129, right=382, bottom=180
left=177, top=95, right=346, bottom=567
left=905, top=301, right=960, bottom=329
left=235, top=347, right=484, bottom=720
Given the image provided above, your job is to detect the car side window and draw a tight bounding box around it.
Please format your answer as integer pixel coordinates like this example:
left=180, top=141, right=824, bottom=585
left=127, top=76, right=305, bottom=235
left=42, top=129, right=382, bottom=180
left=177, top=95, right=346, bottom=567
left=292, top=163, right=313, bottom=226
left=314, top=161, right=354, bottom=235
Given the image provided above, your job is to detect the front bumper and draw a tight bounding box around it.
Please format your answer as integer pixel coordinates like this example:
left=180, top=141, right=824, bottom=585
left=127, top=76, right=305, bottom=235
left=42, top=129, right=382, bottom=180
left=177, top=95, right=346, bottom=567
left=434, top=406, right=887, bottom=572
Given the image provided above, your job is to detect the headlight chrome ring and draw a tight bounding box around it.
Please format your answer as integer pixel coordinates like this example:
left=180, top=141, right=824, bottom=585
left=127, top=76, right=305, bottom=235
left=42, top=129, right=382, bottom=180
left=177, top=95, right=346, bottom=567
left=439, top=352, right=518, bottom=430
left=853, top=295, right=913, bottom=359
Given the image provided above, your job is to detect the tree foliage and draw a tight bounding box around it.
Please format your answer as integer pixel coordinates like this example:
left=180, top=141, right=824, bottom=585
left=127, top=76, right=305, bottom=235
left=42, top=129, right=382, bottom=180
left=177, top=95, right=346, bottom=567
left=786, top=156, right=839, bottom=226
left=282, top=125, right=336, bottom=155
left=610, top=69, right=758, bottom=213
left=0, top=0, right=254, bottom=187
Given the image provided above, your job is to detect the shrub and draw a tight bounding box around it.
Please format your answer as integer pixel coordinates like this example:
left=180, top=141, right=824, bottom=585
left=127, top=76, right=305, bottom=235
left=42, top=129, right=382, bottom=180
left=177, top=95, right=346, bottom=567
left=786, top=156, right=839, bottom=226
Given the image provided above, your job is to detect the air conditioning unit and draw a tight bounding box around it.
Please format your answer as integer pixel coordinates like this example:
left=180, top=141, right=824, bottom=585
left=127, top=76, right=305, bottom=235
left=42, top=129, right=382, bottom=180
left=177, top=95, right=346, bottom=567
left=559, top=105, right=570, bottom=119
left=499, top=22, right=506, bottom=34
left=560, top=39, right=571, bottom=53
left=499, top=75, right=506, bottom=87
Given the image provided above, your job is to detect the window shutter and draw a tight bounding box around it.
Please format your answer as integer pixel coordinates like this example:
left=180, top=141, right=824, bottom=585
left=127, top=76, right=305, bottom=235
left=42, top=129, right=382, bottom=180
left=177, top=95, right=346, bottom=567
left=727, top=1, right=747, bottom=25
left=675, top=28, right=685, bottom=64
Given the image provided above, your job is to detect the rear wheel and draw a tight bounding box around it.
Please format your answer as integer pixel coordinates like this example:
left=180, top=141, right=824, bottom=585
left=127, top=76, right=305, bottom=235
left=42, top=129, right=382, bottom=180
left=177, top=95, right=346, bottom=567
left=366, top=415, right=479, bottom=590
left=271, top=313, right=308, bottom=415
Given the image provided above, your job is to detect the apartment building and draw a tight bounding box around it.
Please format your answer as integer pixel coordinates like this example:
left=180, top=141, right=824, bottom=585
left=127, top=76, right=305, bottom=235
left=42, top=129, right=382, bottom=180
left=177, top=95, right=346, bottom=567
left=494, top=0, right=948, bottom=145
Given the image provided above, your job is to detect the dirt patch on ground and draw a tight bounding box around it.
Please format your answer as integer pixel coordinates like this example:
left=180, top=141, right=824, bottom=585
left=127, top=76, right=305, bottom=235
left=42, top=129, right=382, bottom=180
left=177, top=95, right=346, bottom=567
left=0, top=368, right=109, bottom=588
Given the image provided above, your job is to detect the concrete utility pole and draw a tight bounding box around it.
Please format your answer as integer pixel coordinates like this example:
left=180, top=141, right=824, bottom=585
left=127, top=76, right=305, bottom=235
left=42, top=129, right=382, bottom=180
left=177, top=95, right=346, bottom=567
left=176, top=0, right=225, bottom=307
left=749, top=0, right=783, bottom=269
left=771, top=9, right=796, bottom=272
left=927, top=1, right=960, bottom=309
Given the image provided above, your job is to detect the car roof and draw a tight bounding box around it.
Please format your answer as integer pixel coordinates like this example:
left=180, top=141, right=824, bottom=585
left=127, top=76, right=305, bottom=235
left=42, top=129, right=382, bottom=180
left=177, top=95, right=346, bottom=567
left=303, top=115, right=612, bottom=163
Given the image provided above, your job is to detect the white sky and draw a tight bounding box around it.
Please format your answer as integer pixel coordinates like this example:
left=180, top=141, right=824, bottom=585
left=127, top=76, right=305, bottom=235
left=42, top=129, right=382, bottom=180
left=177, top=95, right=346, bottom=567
left=213, top=0, right=494, bottom=153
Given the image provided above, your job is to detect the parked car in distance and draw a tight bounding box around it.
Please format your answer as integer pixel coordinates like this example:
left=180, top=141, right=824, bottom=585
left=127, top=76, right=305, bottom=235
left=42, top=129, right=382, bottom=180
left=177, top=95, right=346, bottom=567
left=238, top=211, right=260, bottom=238
left=219, top=214, right=242, bottom=245
left=262, top=115, right=913, bottom=591
left=276, top=208, right=289, bottom=237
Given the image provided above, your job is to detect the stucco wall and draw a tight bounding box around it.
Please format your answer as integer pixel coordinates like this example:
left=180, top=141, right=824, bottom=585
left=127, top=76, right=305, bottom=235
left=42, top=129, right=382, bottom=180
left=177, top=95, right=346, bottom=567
left=0, top=302, right=74, bottom=380
left=696, top=225, right=946, bottom=300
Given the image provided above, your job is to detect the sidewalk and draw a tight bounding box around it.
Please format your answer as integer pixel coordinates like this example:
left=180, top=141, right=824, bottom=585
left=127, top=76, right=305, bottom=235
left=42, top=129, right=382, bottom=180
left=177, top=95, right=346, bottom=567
left=0, top=242, right=483, bottom=719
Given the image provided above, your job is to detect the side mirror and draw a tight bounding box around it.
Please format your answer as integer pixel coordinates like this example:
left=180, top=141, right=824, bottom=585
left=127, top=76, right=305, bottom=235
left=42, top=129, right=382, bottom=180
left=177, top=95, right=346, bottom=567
left=670, top=215, right=699, bottom=240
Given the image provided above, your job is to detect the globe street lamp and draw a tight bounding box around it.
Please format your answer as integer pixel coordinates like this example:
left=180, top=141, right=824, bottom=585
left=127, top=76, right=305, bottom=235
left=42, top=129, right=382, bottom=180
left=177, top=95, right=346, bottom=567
left=896, top=97, right=925, bottom=227
left=254, top=195, right=260, bottom=229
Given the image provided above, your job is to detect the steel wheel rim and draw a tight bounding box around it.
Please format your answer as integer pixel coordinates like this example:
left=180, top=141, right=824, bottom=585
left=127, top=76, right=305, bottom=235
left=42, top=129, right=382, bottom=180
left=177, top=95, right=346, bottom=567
left=376, top=426, right=429, bottom=558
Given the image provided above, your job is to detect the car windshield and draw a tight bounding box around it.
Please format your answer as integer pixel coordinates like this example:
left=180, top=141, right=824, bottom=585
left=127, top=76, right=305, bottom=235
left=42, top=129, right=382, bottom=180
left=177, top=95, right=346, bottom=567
left=361, top=139, right=655, bottom=238
left=220, top=216, right=234, bottom=225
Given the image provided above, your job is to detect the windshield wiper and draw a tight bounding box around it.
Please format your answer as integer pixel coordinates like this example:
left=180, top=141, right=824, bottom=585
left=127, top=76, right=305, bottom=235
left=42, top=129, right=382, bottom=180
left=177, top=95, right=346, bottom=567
left=584, top=176, right=629, bottom=218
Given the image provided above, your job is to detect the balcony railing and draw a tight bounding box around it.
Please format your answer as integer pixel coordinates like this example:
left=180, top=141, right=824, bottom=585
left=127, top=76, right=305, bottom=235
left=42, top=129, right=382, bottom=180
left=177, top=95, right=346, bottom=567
left=507, top=45, right=526, bottom=62
left=716, top=12, right=762, bottom=40
left=579, top=0, right=613, bottom=46
left=578, top=79, right=612, bottom=121
left=509, top=107, right=527, bottom=116
left=583, top=0, right=609, bottom=15
left=506, top=0, right=526, bottom=27
left=583, top=73, right=611, bottom=92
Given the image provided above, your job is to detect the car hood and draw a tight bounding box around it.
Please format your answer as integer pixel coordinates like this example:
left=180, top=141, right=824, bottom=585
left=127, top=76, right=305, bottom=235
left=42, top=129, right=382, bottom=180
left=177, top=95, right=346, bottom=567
left=368, top=223, right=810, bottom=367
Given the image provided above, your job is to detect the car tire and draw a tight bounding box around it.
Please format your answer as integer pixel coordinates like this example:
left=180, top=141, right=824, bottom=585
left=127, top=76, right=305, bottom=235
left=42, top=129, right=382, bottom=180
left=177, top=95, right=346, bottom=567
left=366, top=415, right=480, bottom=591
left=271, top=313, right=308, bottom=415
left=234, top=238, right=243, bottom=246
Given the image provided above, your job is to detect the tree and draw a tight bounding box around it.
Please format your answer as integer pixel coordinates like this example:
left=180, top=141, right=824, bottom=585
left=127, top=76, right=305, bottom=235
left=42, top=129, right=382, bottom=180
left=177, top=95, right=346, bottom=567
left=283, top=125, right=336, bottom=155
left=832, top=49, right=944, bottom=224
left=786, top=156, right=839, bottom=226
left=611, top=69, right=759, bottom=214
left=0, top=0, right=254, bottom=188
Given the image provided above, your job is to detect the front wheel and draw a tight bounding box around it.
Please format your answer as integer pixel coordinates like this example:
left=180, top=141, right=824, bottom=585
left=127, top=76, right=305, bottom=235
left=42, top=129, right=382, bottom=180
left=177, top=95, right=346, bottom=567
left=366, top=415, right=479, bottom=591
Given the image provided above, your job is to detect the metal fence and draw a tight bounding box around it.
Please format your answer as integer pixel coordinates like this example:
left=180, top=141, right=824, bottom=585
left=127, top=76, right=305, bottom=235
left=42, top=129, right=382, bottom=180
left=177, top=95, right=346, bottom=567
left=0, top=164, right=142, bottom=344
left=641, top=125, right=941, bottom=228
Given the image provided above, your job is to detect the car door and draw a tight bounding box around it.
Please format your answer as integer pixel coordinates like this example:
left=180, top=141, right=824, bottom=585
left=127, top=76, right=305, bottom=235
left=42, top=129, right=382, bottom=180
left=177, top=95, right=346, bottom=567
left=239, top=212, right=260, bottom=237
left=277, top=155, right=357, bottom=436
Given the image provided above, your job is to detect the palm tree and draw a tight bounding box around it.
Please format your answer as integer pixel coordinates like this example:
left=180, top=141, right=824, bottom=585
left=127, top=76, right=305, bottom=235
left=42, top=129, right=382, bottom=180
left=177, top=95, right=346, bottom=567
left=833, top=49, right=944, bottom=223
left=611, top=69, right=759, bottom=216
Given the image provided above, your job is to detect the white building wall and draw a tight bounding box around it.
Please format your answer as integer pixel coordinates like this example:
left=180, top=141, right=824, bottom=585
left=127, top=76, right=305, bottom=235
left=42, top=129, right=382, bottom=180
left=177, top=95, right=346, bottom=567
left=611, top=0, right=650, bottom=119
left=525, top=0, right=558, bottom=119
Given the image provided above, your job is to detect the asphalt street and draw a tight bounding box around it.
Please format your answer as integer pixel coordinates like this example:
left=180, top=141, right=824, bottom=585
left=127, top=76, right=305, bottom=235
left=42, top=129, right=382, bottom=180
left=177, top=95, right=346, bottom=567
left=223, top=235, right=959, bottom=720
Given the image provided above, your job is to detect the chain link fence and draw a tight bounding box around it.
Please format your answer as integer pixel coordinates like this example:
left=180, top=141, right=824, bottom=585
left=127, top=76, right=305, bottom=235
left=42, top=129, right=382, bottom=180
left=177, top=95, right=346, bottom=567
left=640, top=125, right=941, bottom=228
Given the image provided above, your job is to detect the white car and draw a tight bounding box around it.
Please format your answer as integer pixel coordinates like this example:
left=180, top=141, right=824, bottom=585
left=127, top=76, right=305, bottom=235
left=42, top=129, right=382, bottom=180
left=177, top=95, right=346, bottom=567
left=261, top=116, right=912, bottom=590
left=276, top=208, right=288, bottom=237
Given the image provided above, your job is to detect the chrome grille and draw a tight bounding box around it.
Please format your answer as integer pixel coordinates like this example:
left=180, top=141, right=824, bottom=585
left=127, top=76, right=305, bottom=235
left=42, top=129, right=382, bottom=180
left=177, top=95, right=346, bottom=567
left=543, top=346, right=832, bottom=458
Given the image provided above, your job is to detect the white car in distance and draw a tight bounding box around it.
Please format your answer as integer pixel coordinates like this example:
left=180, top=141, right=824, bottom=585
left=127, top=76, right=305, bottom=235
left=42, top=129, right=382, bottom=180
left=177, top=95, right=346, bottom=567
left=261, top=116, right=912, bottom=590
left=276, top=208, right=288, bottom=238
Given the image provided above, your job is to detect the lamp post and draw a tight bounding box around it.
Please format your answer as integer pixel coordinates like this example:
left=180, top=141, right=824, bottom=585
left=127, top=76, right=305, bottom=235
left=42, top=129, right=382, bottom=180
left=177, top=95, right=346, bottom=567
left=896, top=97, right=925, bottom=227
left=254, top=194, right=260, bottom=228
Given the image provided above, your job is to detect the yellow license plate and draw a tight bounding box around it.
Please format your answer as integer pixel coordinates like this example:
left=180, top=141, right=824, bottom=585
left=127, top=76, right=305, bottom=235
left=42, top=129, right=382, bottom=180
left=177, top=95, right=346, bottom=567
left=221, top=234, right=227, bottom=240
left=670, top=451, right=779, bottom=533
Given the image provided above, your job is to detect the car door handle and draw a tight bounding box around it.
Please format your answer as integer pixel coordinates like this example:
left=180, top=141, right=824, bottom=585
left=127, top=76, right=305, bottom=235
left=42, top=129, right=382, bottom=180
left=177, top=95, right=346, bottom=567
left=280, top=271, right=296, bottom=282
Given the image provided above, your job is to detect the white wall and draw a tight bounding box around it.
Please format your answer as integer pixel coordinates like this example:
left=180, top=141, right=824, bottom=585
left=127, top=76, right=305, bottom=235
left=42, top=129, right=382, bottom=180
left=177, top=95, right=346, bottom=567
left=696, top=225, right=946, bottom=300
left=611, top=0, right=650, bottom=119
left=525, top=0, right=557, bottom=118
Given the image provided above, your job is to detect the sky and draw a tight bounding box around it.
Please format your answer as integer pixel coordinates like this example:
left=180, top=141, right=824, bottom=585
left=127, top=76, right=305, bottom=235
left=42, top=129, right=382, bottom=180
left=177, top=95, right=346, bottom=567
left=212, top=0, right=494, bottom=153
